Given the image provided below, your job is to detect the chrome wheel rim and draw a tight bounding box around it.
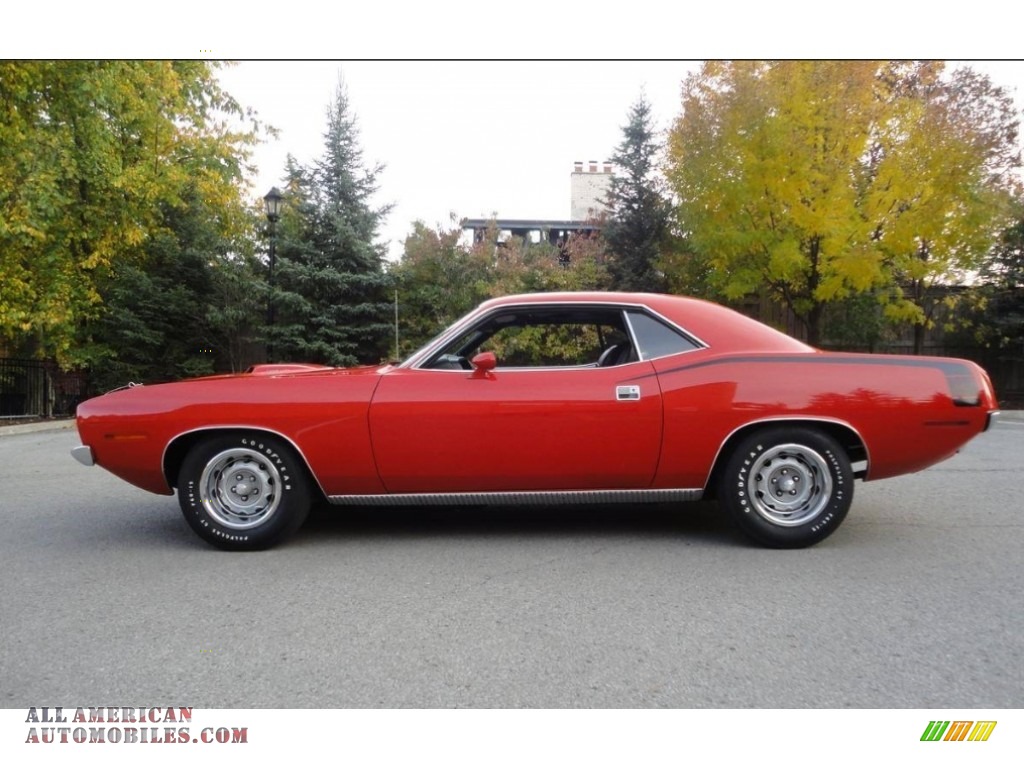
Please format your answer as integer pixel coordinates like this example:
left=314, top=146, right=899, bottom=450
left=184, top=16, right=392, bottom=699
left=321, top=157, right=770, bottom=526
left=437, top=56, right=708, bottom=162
left=199, top=448, right=282, bottom=530
left=746, top=443, right=832, bottom=527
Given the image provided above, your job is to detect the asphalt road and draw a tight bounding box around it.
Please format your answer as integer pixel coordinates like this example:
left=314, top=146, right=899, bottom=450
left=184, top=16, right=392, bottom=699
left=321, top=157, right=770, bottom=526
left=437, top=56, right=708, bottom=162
left=1, top=423, right=1021, bottom=708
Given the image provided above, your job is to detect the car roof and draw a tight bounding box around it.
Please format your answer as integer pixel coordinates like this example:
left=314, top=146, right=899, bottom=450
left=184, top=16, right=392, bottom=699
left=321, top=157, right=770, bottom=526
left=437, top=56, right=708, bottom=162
left=477, top=292, right=813, bottom=354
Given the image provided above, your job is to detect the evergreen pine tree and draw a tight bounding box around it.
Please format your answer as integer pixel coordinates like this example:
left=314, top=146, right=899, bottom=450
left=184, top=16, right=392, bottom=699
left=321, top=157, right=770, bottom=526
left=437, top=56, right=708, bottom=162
left=604, top=95, right=672, bottom=293
left=85, top=185, right=262, bottom=390
left=266, top=81, right=392, bottom=366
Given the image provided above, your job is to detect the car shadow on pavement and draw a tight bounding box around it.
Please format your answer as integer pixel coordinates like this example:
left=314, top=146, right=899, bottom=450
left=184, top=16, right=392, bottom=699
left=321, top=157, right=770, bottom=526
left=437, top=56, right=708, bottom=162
left=294, top=500, right=737, bottom=546
left=24, top=499, right=739, bottom=553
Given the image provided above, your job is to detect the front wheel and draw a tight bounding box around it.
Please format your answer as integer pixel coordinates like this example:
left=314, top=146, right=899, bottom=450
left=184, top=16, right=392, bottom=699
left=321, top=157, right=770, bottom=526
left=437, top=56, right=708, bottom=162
left=177, top=433, right=311, bottom=550
left=718, top=427, right=852, bottom=548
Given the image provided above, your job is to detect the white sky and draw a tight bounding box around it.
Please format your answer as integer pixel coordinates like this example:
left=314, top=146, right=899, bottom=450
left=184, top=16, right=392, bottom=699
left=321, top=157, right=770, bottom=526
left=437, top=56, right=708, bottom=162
left=216, top=60, right=1024, bottom=260
left=216, top=61, right=702, bottom=258
left=8, top=3, right=1024, bottom=261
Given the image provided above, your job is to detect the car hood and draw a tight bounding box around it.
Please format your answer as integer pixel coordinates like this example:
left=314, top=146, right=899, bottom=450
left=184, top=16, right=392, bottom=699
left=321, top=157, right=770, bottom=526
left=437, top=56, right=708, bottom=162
left=78, top=362, right=393, bottom=416
left=225, top=362, right=391, bottom=379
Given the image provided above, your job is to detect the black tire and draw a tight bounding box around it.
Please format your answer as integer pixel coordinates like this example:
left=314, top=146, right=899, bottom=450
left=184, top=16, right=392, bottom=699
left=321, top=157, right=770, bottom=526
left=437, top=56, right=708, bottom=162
left=177, top=433, right=311, bottom=551
left=718, top=426, right=852, bottom=548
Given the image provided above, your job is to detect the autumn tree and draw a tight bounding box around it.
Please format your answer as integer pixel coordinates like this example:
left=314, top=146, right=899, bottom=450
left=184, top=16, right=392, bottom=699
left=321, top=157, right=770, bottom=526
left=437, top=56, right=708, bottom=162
left=868, top=63, right=1021, bottom=352
left=0, top=61, right=259, bottom=363
left=603, top=95, right=673, bottom=293
left=667, top=60, right=1020, bottom=348
left=669, top=61, right=888, bottom=345
left=265, top=82, right=392, bottom=366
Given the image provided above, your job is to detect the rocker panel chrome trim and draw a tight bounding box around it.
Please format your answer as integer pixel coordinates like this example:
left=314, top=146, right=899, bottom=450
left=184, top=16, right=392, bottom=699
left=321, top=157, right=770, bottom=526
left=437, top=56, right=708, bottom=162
left=328, top=488, right=704, bottom=506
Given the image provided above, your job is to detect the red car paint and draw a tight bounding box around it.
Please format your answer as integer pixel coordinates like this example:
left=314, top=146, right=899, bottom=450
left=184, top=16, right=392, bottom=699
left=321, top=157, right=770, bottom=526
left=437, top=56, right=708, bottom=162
left=74, top=292, right=997, bottom=547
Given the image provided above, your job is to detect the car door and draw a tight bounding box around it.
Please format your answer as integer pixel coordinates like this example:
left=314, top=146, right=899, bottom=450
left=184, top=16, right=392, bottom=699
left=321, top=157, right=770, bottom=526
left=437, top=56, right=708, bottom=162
left=367, top=306, right=663, bottom=493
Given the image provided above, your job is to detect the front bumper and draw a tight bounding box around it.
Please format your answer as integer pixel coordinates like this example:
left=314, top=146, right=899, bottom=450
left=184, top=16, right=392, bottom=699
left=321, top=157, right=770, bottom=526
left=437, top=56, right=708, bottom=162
left=985, top=411, right=1001, bottom=432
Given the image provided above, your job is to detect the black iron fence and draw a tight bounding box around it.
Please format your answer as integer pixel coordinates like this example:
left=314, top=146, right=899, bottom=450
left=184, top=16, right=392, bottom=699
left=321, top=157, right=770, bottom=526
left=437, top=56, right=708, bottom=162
left=938, top=348, right=1024, bottom=406
left=0, top=358, right=89, bottom=418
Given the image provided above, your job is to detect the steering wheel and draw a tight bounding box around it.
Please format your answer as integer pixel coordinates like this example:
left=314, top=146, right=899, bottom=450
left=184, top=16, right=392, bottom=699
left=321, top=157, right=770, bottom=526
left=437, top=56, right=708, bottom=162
left=432, top=354, right=472, bottom=371
left=597, top=343, right=625, bottom=367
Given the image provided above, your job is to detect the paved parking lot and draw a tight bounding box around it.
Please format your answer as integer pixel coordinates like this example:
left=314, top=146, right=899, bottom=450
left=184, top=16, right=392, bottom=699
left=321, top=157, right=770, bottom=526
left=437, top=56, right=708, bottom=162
left=1, top=421, right=1021, bottom=707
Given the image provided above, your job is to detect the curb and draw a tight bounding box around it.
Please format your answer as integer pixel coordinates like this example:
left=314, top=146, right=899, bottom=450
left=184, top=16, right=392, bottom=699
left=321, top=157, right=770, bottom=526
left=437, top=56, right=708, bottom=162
left=996, top=410, right=1024, bottom=423
left=0, top=419, right=76, bottom=437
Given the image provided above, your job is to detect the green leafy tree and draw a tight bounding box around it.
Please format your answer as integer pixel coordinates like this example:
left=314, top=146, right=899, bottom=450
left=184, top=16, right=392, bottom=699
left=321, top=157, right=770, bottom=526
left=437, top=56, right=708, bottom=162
left=486, top=232, right=610, bottom=298
left=480, top=230, right=612, bottom=366
left=986, top=217, right=1024, bottom=292
left=659, top=238, right=717, bottom=299
left=0, top=61, right=259, bottom=363
left=966, top=214, right=1024, bottom=354
left=389, top=218, right=492, bottom=357
left=389, top=219, right=611, bottom=359
left=821, top=294, right=896, bottom=352
left=266, top=83, right=392, bottom=366
left=603, top=95, right=673, bottom=293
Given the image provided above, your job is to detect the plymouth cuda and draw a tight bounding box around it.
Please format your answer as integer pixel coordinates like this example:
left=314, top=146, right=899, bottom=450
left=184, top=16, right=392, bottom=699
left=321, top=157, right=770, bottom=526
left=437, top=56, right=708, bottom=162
left=72, top=292, right=998, bottom=550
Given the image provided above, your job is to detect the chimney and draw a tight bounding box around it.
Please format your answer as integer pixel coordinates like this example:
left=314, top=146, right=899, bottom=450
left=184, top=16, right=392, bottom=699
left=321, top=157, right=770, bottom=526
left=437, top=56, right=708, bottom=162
left=588, top=160, right=598, bottom=173
left=573, top=161, right=583, bottom=173
left=603, top=162, right=612, bottom=174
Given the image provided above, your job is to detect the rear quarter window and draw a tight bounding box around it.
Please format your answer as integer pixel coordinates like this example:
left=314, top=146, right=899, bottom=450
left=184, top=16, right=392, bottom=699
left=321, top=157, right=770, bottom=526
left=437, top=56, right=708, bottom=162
left=627, top=310, right=701, bottom=360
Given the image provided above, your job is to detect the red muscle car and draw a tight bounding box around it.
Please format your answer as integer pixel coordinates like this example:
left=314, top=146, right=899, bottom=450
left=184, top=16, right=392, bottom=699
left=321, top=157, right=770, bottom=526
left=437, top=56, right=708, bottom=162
left=71, top=292, right=998, bottom=550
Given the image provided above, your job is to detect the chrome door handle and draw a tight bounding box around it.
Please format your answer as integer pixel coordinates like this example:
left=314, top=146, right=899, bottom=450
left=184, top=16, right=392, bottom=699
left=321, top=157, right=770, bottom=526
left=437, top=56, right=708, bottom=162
left=616, top=385, right=640, bottom=401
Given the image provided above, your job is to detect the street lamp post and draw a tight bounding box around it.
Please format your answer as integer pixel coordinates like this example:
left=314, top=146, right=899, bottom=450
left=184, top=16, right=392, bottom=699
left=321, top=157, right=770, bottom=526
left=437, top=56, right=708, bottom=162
left=263, top=187, right=283, bottom=362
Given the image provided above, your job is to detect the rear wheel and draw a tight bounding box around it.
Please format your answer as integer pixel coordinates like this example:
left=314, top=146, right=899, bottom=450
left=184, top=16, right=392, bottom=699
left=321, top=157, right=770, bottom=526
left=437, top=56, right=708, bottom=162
left=177, top=433, right=311, bottom=550
left=718, top=427, right=852, bottom=548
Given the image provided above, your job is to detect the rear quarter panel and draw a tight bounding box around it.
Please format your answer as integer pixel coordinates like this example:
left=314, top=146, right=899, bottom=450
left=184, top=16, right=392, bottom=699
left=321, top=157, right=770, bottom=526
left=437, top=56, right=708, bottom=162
left=648, top=350, right=992, bottom=488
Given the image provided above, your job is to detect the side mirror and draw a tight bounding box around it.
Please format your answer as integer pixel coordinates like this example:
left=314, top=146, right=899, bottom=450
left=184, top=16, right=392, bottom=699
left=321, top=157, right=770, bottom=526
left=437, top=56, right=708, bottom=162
left=470, top=351, right=497, bottom=377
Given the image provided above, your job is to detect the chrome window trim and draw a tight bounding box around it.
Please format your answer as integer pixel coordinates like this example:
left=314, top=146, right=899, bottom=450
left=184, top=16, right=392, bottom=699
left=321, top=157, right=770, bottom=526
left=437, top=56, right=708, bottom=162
left=622, top=309, right=642, bottom=360
left=400, top=303, right=493, bottom=369
left=403, top=300, right=710, bottom=372
left=390, top=362, right=650, bottom=374
left=624, top=307, right=708, bottom=360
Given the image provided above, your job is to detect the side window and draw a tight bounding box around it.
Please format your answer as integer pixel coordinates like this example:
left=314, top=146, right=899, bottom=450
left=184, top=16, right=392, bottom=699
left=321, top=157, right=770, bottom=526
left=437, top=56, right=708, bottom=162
left=483, top=321, right=626, bottom=367
left=627, top=311, right=700, bottom=360
left=422, top=307, right=633, bottom=369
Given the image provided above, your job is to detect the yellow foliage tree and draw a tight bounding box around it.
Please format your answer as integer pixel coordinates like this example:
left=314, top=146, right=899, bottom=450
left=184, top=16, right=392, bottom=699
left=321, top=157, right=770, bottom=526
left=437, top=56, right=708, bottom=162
left=668, top=60, right=1020, bottom=348
left=868, top=63, right=1021, bottom=351
left=0, top=61, right=260, bottom=363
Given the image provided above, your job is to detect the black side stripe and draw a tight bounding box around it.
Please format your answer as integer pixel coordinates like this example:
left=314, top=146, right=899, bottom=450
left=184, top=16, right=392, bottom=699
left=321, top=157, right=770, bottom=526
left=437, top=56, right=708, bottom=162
left=639, top=354, right=971, bottom=378
left=632, top=355, right=979, bottom=405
